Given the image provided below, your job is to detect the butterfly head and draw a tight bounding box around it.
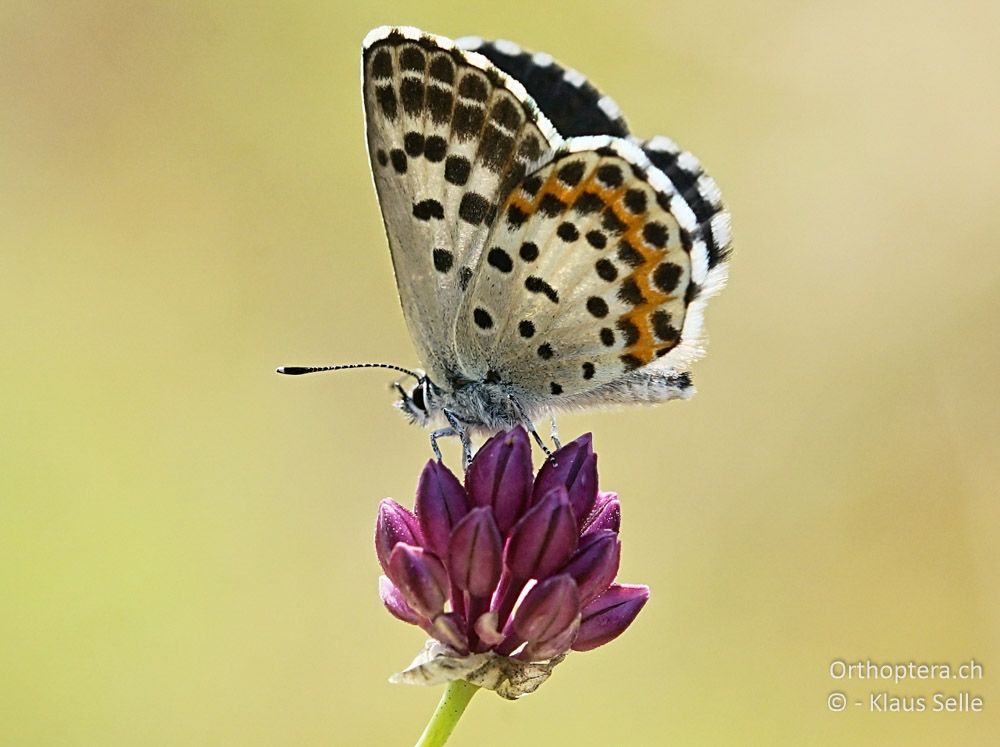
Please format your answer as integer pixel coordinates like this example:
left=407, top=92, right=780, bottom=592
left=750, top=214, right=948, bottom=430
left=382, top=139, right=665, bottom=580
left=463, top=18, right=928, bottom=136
left=394, top=373, right=443, bottom=426
left=277, top=362, right=446, bottom=424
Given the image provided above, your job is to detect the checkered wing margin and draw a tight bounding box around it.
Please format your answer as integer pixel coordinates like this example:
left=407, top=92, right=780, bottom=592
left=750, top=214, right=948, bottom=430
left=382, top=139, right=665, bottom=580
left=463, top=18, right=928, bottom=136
left=453, top=136, right=729, bottom=399
left=456, top=36, right=629, bottom=139
left=362, top=26, right=562, bottom=383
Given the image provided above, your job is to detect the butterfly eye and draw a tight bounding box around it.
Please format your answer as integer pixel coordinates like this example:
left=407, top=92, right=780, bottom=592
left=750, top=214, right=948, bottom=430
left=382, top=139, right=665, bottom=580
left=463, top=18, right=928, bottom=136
left=411, top=384, right=426, bottom=412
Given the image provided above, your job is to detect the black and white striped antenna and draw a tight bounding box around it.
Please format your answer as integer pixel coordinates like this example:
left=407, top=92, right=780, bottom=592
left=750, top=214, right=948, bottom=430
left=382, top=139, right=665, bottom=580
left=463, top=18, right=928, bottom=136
left=276, top=363, right=420, bottom=380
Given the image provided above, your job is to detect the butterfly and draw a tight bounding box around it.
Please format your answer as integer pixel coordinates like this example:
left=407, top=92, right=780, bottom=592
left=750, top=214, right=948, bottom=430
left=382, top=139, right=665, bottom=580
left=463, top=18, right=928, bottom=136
left=279, top=26, right=731, bottom=465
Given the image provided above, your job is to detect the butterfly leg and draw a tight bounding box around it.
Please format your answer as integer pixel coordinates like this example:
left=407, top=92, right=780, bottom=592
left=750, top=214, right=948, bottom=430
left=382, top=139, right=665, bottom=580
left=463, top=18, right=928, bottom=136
left=429, top=426, right=455, bottom=463
left=525, top=420, right=557, bottom=465
left=508, top=397, right=557, bottom=464
left=431, top=410, right=472, bottom=469
left=549, top=415, right=561, bottom=451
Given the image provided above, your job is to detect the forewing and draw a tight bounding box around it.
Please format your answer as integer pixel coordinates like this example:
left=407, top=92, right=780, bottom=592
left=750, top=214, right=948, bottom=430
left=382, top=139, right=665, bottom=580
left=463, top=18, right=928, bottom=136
left=456, top=36, right=629, bottom=138
left=453, top=136, right=729, bottom=399
left=362, top=26, right=562, bottom=382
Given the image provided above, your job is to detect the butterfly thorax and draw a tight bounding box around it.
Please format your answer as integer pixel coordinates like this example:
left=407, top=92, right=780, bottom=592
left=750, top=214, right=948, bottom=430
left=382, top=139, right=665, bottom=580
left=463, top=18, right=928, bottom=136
left=442, top=379, right=530, bottom=432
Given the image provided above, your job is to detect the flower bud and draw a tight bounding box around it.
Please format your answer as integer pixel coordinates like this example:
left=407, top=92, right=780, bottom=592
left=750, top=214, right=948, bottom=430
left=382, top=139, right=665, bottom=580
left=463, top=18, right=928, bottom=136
left=583, top=492, right=621, bottom=535
left=415, top=459, right=468, bottom=559
left=560, top=529, right=620, bottom=606
left=518, top=616, right=580, bottom=662
left=465, top=427, right=532, bottom=534
left=533, top=433, right=598, bottom=525
left=448, top=507, right=503, bottom=598
left=504, top=487, right=578, bottom=580
left=511, top=575, right=580, bottom=646
left=379, top=575, right=423, bottom=625
left=387, top=544, right=449, bottom=620
left=572, top=584, right=649, bottom=652
left=375, top=499, right=423, bottom=574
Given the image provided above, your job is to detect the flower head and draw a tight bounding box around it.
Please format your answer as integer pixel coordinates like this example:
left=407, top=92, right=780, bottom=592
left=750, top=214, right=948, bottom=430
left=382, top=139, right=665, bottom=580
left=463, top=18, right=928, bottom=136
left=376, top=428, right=649, bottom=698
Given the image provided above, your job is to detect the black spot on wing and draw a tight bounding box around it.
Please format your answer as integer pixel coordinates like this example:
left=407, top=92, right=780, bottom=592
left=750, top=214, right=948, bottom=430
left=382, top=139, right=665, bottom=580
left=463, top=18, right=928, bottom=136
left=487, top=247, right=513, bottom=272
left=539, top=194, right=566, bottom=217
left=595, top=258, right=617, bottom=281
left=601, top=208, right=626, bottom=235
left=617, top=278, right=646, bottom=306
left=556, top=222, right=579, bottom=242
left=479, top=125, right=515, bottom=173
left=525, top=276, right=559, bottom=303
left=642, top=221, right=669, bottom=249
left=490, top=98, right=521, bottom=130
left=521, top=175, right=543, bottom=196
left=375, top=85, right=398, bottom=120
left=596, top=164, right=623, bottom=188
left=427, top=86, right=453, bottom=124
left=517, top=134, right=543, bottom=162
left=371, top=49, right=393, bottom=79
left=573, top=191, right=604, bottom=215
left=433, top=249, right=454, bottom=273
left=390, top=149, right=407, bottom=174
left=458, top=74, right=489, bottom=101
left=653, top=262, right=682, bottom=293
left=617, top=240, right=643, bottom=268
left=459, top=192, right=491, bottom=225
left=473, top=307, right=494, bottom=329
left=623, top=188, right=647, bottom=215
left=399, top=47, right=425, bottom=71
left=428, top=55, right=455, bottom=82
left=445, top=155, right=472, bottom=186
left=557, top=160, right=586, bottom=186
left=586, top=296, right=609, bottom=318
left=506, top=203, right=528, bottom=228
left=424, top=135, right=447, bottom=162
left=453, top=103, right=485, bottom=140
left=404, top=132, right=424, bottom=157
left=413, top=199, right=444, bottom=221
left=586, top=231, right=607, bottom=249
left=616, top=318, right=640, bottom=346
left=400, top=77, right=424, bottom=115
left=651, top=310, right=679, bottom=343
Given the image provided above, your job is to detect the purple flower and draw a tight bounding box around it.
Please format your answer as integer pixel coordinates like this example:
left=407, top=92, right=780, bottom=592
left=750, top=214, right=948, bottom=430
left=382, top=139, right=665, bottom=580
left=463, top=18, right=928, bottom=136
left=377, top=428, right=648, bottom=694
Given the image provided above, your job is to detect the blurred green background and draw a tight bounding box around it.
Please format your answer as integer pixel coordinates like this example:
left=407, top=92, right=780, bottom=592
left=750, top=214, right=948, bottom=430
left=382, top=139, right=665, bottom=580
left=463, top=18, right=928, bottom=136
left=2, top=2, right=998, bottom=745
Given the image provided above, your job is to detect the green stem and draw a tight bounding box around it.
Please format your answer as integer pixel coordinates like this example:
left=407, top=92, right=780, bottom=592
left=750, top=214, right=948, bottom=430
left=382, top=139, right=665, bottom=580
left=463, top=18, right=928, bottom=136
left=414, top=679, right=480, bottom=747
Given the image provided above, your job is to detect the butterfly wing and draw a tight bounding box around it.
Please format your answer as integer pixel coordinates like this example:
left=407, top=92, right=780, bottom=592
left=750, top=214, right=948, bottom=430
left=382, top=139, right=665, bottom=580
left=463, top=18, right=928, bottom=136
left=638, top=135, right=731, bottom=274
left=452, top=136, right=730, bottom=406
left=460, top=37, right=730, bottom=281
left=455, top=36, right=630, bottom=138
left=361, top=27, right=562, bottom=383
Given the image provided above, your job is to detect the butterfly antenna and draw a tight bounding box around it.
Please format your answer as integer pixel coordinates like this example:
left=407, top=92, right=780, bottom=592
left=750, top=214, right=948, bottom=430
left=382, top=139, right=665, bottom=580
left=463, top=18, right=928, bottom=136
left=276, top=363, right=421, bottom=380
